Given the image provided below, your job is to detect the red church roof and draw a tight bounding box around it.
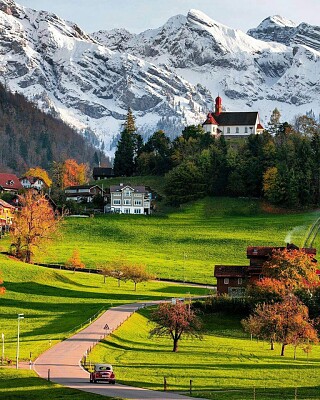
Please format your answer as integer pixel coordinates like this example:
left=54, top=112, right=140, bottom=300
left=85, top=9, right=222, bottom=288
left=203, top=113, right=218, bottom=126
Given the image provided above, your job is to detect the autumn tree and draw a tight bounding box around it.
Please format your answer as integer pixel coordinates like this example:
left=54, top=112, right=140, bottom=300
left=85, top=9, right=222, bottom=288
left=150, top=301, right=202, bottom=352
left=62, top=159, right=88, bottom=188
left=66, top=249, right=85, bottom=273
left=0, top=272, right=5, bottom=295
left=125, top=264, right=155, bottom=291
left=262, top=249, right=318, bottom=293
left=25, top=167, right=52, bottom=187
left=10, top=191, right=61, bottom=264
left=242, top=296, right=318, bottom=357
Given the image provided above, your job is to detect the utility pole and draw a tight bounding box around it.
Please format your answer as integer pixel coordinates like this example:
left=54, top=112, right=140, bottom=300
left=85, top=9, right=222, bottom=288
left=16, top=314, right=24, bottom=369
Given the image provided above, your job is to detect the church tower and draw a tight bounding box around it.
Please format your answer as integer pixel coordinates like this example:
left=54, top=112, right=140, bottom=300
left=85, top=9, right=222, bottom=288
left=214, top=95, right=222, bottom=116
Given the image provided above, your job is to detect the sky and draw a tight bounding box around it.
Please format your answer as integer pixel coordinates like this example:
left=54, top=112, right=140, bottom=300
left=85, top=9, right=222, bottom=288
left=16, top=0, right=320, bottom=34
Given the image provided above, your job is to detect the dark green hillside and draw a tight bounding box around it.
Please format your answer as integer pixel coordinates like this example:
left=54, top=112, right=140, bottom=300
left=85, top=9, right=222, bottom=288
left=0, top=83, right=103, bottom=173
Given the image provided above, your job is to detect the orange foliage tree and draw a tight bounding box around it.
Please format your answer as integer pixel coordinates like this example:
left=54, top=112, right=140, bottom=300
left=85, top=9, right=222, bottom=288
left=242, top=295, right=318, bottom=357
left=25, top=167, right=52, bottom=187
left=62, top=159, right=88, bottom=188
left=66, top=249, right=85, bottom=273
left=10, top=191, right=61, bottom=264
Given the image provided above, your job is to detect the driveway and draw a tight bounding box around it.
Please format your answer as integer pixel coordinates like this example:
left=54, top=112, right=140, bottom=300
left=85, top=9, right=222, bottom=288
left=34, top=302, right=208, bottom=400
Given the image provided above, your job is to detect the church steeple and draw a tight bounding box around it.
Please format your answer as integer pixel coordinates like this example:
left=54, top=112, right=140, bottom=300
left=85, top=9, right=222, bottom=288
left=214, top=95, right=222, bottom=116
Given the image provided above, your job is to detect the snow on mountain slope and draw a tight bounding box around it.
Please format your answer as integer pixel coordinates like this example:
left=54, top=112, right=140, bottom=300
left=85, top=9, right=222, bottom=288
left=248, top=15, right=320, bottom=52
left=1, top=0, right=320, bottom=155
left=94, top=9, right=320, bottom=124
left=0, top=0, right=213, bottom=154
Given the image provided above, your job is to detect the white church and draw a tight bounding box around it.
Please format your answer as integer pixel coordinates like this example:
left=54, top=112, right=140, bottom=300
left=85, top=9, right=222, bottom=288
left=202, top=96, right=264, bottom=137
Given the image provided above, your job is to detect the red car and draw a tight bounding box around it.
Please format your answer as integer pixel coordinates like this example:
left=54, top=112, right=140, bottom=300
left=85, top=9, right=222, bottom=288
left=90, top=364, right=116, bottom=384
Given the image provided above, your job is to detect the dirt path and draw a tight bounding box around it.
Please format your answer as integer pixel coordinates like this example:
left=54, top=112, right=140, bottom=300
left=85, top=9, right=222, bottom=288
left=33, top=302, right=207, bottom=400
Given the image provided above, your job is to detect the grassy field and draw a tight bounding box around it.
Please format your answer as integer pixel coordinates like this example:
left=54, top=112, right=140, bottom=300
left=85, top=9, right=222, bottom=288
left=35, top=197, right=320, bottom=283
left=89, top=308, right=320, bottom=400
left=0, top=251, right=207, bottom=362
left=0, top=369, right=114, bottom=400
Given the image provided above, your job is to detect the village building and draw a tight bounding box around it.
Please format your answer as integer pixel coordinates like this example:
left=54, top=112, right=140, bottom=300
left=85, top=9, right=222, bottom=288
left=19, top=176, right=46, bottom=191
left=214, top=244, right=317, bottom=297
left=93, top=167, right=114, bottom=181
left=202, top=96, right=264, bottom=138
left=0, top=198, right=15, bottom=235
left=64, top=185, right=104, bottom=203
left=0, top=173, right=23, bottom=193
left=109, top=184, right=151, bottom=215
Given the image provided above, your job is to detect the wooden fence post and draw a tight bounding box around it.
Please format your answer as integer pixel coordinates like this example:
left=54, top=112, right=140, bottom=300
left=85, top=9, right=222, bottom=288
left=164, top=376, right=167, bottom=391
left=189, top=379, right=193, bottom=395
left=48, top=368, right=50, bottom=382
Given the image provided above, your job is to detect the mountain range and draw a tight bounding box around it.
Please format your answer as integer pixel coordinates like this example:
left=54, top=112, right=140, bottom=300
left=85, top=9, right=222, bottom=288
left=1, top=0, right=320, bottom=155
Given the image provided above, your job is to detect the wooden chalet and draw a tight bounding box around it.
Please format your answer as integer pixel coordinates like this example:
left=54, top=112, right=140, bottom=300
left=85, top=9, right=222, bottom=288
left=214, top=244, right=317, bottom=297
left=93, top=167, right=114, bottom=181
left=0, top=173, right=23, bottom=193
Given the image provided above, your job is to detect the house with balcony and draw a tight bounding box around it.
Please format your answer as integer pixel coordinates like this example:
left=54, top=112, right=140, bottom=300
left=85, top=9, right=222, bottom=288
left=64, top=185, right=104, bottom=203
left=0, top=198, right=15, bottom=234
left=109, top=184, right=151, bottom=215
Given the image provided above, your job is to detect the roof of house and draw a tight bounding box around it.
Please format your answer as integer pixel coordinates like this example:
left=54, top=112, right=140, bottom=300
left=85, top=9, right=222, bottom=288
left=214, top=112, right=259, bottom=126
left=203, top=113, right=218, bottom=126
left=65, top=185, right=102, bottom=191
left=247, top=245, right=316, bottom=257
left=20, top=176, right=44, bottom=184
left=110, top=185, right=147, bottom=193
left=0, top=173, right=23, bottom=190
left=93, top=167, right=114, bottom=176
left=214, top=265, right=247, bottom=278
left=0, top=199, right=15, bottom=209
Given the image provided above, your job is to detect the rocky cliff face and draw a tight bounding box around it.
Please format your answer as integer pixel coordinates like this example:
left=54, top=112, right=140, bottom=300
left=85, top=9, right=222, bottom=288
left=1, top=1, right=320, bottom=154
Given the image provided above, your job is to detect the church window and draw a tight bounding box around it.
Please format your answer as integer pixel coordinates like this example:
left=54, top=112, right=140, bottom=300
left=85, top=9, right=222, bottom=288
left=236, top=127, right=239, bottom=133
left=227, top=127, right=230, bottom=134
left=245, top=127, right=248, bottom=133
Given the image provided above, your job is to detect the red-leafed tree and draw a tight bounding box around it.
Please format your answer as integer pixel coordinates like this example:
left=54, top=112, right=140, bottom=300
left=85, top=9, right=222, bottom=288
left=242, top=295, right=318, bottom=357
left=150, top=301, right=202, bottom=352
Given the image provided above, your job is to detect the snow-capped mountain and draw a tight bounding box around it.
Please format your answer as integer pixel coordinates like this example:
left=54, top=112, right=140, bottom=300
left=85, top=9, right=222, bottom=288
left=248, top=16, right=320, bottom=52
left=1, top=0, right=320, bottom=154
left=94, top=9, right=320, bottom=124
left=0, top=0, right=213, bottom=154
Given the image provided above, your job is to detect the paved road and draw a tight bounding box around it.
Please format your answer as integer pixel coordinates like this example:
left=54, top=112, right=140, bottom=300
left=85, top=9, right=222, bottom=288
left=34, top=302, right=206, bottom=400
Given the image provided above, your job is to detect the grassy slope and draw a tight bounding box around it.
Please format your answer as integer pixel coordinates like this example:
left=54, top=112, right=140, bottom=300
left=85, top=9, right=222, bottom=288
left=0, top=252, right=207, bottom=362
left=36, top=197, right=319, bottom=283
left=90, top=309, right=320, bottom=400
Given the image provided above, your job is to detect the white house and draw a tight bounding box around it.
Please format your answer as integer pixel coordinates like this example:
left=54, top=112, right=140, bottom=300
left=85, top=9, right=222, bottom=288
left=19, top=176, right=46, bottom=191
left=109, top=184, right=151, bottom=215
left=202, top=96, right=264, bottom=137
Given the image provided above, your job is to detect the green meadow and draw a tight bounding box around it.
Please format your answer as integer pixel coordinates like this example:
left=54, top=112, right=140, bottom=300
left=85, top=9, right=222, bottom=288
left=37, top=197, right=319, bottom=283
left=90, top=308, right=320, bottom=400
left=0, top=252, right=207, bottom=362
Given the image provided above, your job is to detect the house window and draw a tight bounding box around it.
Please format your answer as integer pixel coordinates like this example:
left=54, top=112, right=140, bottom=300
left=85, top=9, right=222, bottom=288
left=134, top=208, right=141, bottom=214
left=224, top=278, right=229, bottom=285
left=134, top=200, right=142, bottom=206
left=124, top=199, right=131, bottom=205
left=124, top=208, right=130, bottom=214
left=238, top=278, right=243, bottom=285
left=259, top=274, right=264, bottom=281
left=227, top=127, right=230, bottom=134
left=245, top=127, right=248, bottom=133
left=113, top=199, right=121, bottom=205
left=236, top=127, right=239, bottom=133
left=124, top=191, right=131, bottom=197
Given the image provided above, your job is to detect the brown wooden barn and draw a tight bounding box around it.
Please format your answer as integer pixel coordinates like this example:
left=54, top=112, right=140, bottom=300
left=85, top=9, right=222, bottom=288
left=214, top=244, right=317, bottom=297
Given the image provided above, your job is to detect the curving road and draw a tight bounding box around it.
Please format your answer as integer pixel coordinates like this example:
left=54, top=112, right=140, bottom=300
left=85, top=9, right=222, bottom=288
left=34, top=302, right=207, bottom=400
